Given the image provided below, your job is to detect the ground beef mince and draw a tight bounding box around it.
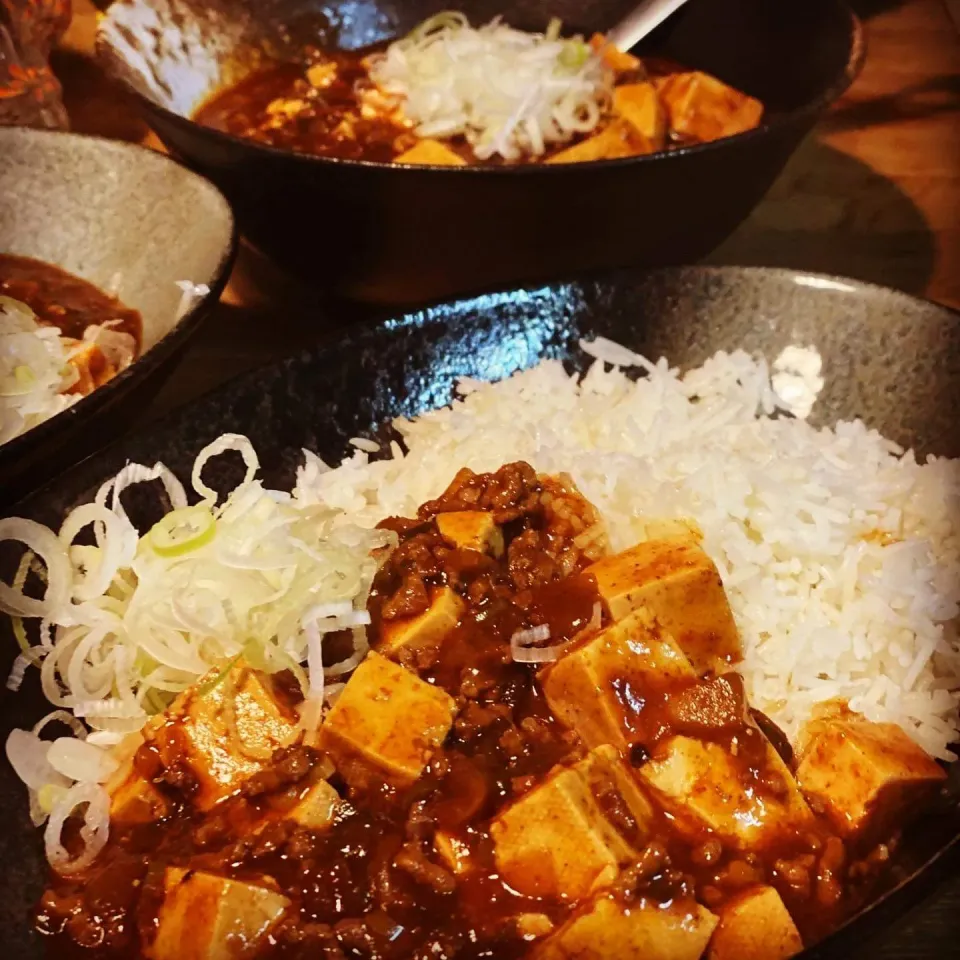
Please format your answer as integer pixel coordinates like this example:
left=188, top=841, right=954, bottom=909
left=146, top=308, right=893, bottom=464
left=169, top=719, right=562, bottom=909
left=36, top=462, right=919, bottom=960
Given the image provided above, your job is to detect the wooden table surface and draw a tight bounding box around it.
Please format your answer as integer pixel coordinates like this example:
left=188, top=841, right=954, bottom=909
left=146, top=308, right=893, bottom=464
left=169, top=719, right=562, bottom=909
left=40, top=1, right=960, bottom=956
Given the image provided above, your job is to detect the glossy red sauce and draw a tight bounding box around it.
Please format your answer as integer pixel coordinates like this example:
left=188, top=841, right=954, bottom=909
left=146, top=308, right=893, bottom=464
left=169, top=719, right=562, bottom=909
left=36, top=464, right=917, bottom=958
left=0, top=253, right=142, bottom=347
left=192, top=45, right=760, bottom=165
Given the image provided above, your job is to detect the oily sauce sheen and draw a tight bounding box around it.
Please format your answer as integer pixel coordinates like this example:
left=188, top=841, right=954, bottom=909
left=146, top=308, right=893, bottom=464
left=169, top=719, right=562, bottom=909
left=37, top=464, right=914, bottom=958
left=193, top=50, right=413, bottom=163
left=0, top=254, right=142, bottom=347
left=192, top=46, right=740, bottom=165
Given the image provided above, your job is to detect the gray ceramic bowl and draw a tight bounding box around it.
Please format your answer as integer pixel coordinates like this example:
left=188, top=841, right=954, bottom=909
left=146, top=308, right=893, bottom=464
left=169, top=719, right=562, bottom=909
left=0, top=127, right=236, bottom=503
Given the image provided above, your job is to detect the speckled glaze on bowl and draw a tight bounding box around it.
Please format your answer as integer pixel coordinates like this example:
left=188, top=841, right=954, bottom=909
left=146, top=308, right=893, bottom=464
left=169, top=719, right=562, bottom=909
left=1, top=266, right=959, bottom=956
left=0, top=127, right=237, bottom=504
left=95, top=0, right=863, bottom=304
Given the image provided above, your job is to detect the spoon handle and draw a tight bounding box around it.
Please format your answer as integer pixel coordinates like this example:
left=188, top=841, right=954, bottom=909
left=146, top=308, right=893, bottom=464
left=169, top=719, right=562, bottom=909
left=606, top=0, right=692, bottom=52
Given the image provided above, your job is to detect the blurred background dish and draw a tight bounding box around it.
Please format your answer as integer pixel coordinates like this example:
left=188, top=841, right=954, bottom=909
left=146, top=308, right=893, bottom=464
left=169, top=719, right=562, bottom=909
left=95, top=0, right=863, bottom=305
left=186, top=15, right=766, bottom=166
left=0, top=126, right=236, bottom=502
left=0, top=0, right=71, bottom=128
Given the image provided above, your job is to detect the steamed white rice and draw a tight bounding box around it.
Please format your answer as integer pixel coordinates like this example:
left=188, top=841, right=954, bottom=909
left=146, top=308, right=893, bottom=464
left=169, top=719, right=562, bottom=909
left=298, top=341, right=960, bottom=760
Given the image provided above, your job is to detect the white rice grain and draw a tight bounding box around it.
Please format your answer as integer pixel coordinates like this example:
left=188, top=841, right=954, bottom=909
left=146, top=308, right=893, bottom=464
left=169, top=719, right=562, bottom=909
left=301, top=343, right=960, bottom=759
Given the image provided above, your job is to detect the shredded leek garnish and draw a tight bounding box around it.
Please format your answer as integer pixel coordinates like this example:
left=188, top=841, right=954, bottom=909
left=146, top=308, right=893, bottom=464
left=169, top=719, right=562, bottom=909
left=12, top=616, right=31, bottom=655
left=559, top=40, right=590, bottom=70
left=3, top=434, right=394, bottom=869
left=148, top=504, right=217, bottom=557
left=369, top=14, right=612, bottom=162
left=195, top=652, right=244, bottom=698
left=0, top=295, right=134, bottom=444
left=37, top=782, right=68, bottom=815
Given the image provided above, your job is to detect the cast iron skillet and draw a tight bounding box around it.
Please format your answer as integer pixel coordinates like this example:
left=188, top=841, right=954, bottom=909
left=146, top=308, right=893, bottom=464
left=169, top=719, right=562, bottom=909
left=96, top=0, right=862, bottom=305
left=1, top=266, right=958, bottom=956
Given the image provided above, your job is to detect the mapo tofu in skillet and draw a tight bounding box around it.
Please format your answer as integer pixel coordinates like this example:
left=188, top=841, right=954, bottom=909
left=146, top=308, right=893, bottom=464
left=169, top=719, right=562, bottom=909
left=194, top=13, right=763, bottom=166
left=34, top=463, right=945, bottom=959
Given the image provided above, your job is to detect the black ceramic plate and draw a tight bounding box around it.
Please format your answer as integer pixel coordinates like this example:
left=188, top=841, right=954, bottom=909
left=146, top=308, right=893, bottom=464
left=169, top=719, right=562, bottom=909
left=1, top=266, right=959, bottom=956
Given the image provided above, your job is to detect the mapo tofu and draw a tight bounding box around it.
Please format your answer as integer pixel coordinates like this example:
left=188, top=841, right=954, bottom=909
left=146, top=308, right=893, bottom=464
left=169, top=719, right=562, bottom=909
left=708, top=886, right=803, bottom=960
left=193, top=16, right=763, bottom=167
left=36, top=461, right=948, bottom=959
left=795, top=701, right=946, bottom=841
left=0, top=254, right=141, bottom=445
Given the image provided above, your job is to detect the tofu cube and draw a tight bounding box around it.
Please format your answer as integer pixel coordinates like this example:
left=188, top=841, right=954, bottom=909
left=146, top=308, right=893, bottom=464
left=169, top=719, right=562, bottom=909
left=532, top=894, right=718, bottom=960
left=573, top=744, right=657, bottom=839
left=286, top=777, right=341, bottom=830
left=546, top=121, right=638, bottom=164
left=394, top=139, right=467, bottom=166
left=638, top=733, right=813, bottom=851
left=306, top=62, right=337, bottom=88
left=492, top=767, right=630, bottom=899
left=613, top=83, right=667, bottom=151
left=589, top=33, right=642, bottom=75
left=359, top=87, right=406, bottom=124
left=104, top=732, right=169, bottom=825
left=321, top=651, right=456, bottom=790
left=642, top=517, right=704, bottom=542
left=516, top=913, right=555, bottom=939
left=434, top=830, right=474, bottom=875
left=110, top=776, right=170, bottom=826
left=63, top=340, right=116, bottom=395
left=491, top=747, right=653, bottom=899
left=585, top=536, right=741, bottom=673
left=146, top=868, right=289, bottom=960
left=657, top=71, right=763, bottom=143
left=436, top=510, right=504, bottom=557
left=378, top=586, right=465, bottom=659
left=543, top=606, right=696, bottom=751
left=796, top=708, right=946, bottom=839
left=708, top=885, right=803, bottom=960
left=147, top=661, right=299, bottom=811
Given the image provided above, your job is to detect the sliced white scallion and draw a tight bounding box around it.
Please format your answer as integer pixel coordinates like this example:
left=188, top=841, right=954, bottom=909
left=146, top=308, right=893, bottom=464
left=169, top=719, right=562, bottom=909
left=368, top=14, right=614, bottom=162
left=510, top=624, right=552, bottom=647
left=59, top=503, right=137, bottom=601
left=7, top=652, right=31, bottom=691
left=4, top=434, right=396, bottom=870
left=95, top=461, right=188, bottom=527
left=0, top=296, right=88, bottom=444
left=510, top=623, right=569, bottom=664
left=37, top=782, right=69, bottom=816
left=82, top=320, right=136, bottom=370
left=44, top=781, right=110, bottom=875
left=511, top=644, right=569, bottom=664
left=47, top=737, right=120, bottom=783
left=148, top=504, right=217, bottom=557
left=191, top=433, right=260, bottom=504
left=33, top=709, right=88, bottom=740
left=0, top=518, right=73, bottom=619
left=5, top=729, right=70, bottom=792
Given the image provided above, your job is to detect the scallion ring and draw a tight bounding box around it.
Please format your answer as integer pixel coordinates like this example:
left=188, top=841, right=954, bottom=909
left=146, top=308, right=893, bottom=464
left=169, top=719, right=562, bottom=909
left=148, top=505, right=216, bottom=558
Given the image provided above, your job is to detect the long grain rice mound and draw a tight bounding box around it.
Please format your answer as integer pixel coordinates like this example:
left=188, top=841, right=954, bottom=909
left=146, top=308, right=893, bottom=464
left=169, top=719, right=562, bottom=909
left=297, top=342, right=960, bottom=759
